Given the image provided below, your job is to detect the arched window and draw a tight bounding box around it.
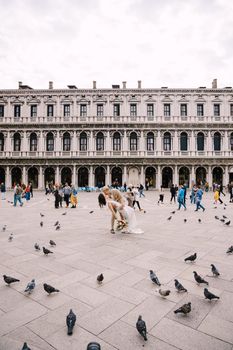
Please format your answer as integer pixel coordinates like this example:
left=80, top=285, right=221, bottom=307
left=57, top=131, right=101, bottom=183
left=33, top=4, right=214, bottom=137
left=96, top=132, right=104, bottom=151
left=180, top=132, right=188, bottom=151
left=30, top=133, right=37, bottom=151
left=147, top=132, right=154, bottom=151
left=130, top=132, right=137, bottom=151
left=113, top=132, right=121, bottom=151
left=13, top=133, right=21, bottom=151
left=80, top=132, right=87, bottom=151
left=163, top=132, right=171, bottom=151
left=230, top=132, right=233, bottom=151
left=0, top=133, right=4, bottom=151
left=214, top=132, right=221, bottom=151
left=46, top=132, right=54, bottom=151
left=197, top=132, right=204, bottom=151
left=63, top=132, right=71, bottom=151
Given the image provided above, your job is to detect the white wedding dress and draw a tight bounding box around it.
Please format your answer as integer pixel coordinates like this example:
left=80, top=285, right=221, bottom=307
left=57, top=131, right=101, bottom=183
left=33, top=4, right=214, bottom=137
left=108, top=199, right=143, bottom=234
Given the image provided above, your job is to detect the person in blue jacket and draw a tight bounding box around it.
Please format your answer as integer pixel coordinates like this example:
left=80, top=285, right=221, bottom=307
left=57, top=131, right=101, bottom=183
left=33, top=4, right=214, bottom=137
left=177, top=185, right=186, bottom=210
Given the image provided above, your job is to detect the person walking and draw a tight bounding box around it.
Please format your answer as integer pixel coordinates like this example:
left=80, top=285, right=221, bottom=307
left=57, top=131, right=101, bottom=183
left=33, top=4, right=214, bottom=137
left=139, top=184, right=145, bottom=198
left=14, top=184, right=23, bottom=207
left=1, top=182, right=6, bottom=200
left=25, top=184, right=31, bottom=201
left=195, top=186, right=205, bottom=212
left=177, top=185, right=186, bottom=210
left=132, top=187, right=143, bottom=211
left=54, top=185, right=60, bottom=209
left=70, top=185, right=78, bottom=208
left=63, top=183, right=71, bottom=208
left=170, top=184, right=176, bottom=203
left=58, top=185, right=63, bottom=207
left=29, top=182, right=33, bottom=198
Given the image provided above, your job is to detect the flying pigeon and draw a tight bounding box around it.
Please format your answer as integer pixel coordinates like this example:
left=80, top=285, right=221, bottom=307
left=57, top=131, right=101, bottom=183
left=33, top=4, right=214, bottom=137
left=193, top=271, right=208, bottom=285
left=214, top=216, right=219, bottom=220
left=211, top=264, right=220, bottom=277
left=220, top=219, right=225, bottom=223
left=54, top=221, right=59, bottom=226
left=43, top=247, right=53, bottom=255
left=174, top=302, right=191, bottom=315
left=174, top=279, right=187, bottom=292
left=226, top=245, right=233, bottom=254
left=2, top=225, right=6, bottom=232
left=184, top=219, right=187, bottom=223
left=97, top=273, right=104, bottom=283
left=167, top=216, right=172, bottom=221
left=66, top=309, right=76, bottom=335
left=158, top=289, right=171, bottom=297
left=34, top=243, right=40, bottom=251
left=223, top=215, right=227, bottom=219
left=43, top=283, right=59, bottom=294
left=62, top=212, right=67, bottom=216
left=224, top=220, right=231, bottom=226
left=204, top=288, right=220, bottom=301
left=184, top=253, right=197, bottom=262
left=24, top=279, right=35, bottom=294
left=136, top=315, right=147, bottom=341
left=55, top=225, right=61, bottom=231
left=3, top=275, right=20, bottom=285
left=8, top=233, right=13, bottom=242
left=40, top=221, right=43, bottom=227
left=40, top=213, right=44, bottom=217
left=49, top=240, right=56, bottom=247
left=171, top=211, right=176, bottom=214
left=89, top=210, right=94, bottom=214
left=149, top=270, right=161, bottom=286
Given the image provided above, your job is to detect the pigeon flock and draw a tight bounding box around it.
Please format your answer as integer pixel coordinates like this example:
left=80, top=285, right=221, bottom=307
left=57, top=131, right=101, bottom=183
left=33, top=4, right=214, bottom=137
left=1, top=192, right=232, bottom=350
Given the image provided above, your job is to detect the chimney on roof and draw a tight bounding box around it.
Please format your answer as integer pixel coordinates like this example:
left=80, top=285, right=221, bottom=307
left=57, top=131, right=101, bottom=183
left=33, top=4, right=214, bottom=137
left=93, top=81, right=96, bottom=89
left=18, top=81, right=22, bottom=88
left=49, top=81, right=53, bottom=89
left=212, top=79, right=217, bottom=89
left=122, top=81, right=127, bottom=89
left=138, top=80, right=141, bottom=89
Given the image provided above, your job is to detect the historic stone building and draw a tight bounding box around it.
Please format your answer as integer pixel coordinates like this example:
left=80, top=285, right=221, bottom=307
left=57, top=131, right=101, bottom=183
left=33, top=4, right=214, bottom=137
left=0, top=79, right=233, bottom=190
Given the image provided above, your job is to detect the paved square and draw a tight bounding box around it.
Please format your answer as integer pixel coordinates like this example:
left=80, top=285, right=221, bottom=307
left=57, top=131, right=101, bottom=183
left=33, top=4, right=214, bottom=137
left=0, top=191, right=232, bottom=350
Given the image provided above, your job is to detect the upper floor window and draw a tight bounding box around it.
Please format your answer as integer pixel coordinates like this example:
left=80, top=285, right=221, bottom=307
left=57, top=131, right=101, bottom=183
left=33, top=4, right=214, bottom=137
left=147, top=132, right=154, bottom=151
left=0, top=105, right=4, bottom=118
left=213, top=132, right=221, bottom=151
left=46, top=132, right=54, bottom=151
left=164, top=104, right=170, bottom=117
left=147, top=104, right=154, bottom=117
left=113, top=132, right=121, bottom=151
left=63, top=132, right=71, bottom=151
left=230, top=132, right=233, bottom=151
left=230, top=104, right=233, bottom=117
left=180, top=132, right=188, bottom=151
left=30, top=133, right=37, bottom=151
left=0, top=133, right=4, bottom=151
left=30, top=105, right=37, bottom=118
left=214, top=104, right=220, bottom=116
left=113, top=104, right=120, bottom=117
left=180, top=104, right=187, bottom=116
left=80, top=104, right=87, bottom=117
left=163, top=132, right=171, bottom=151
left=197, top=132, right=204, bottom=151
left=14, top=105, right=21, bottom=118
left=130, top=104, right=137, bottom=117
left=80, top=132, right=87, bottom=151
left=47, top=105, right=54, bottom=117
left=197, top=104, right=204, bottom=116
left=97, top=104, right=104, bottom=117
left=96, top=132, right=104, bottom=151
left=13, top=133, right=21, bottom=151
left=130, top=132, right=137, bottom=151
left=64, top=104, right=70, bottom=117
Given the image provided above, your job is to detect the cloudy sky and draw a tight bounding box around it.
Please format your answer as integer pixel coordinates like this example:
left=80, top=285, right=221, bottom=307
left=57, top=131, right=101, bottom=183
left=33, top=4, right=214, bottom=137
left=0, top=0, right=233, bottom=89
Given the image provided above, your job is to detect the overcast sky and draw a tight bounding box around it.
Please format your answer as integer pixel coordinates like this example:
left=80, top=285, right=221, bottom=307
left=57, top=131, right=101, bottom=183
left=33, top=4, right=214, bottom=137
left=0, top=0, right=233, bottom=89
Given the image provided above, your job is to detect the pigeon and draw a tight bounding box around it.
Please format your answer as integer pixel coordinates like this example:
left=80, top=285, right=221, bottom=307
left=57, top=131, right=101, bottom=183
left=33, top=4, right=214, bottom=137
left=226, top=245, right=233, bottom=254
left=136, top=315, right=147, bottom=341
left=55, top=225, right=61, bottom=231
left=211, top=264, right=220, bottom=277
left=223, top=215, right=227, bottom=219
left=204, top=288, right=220, bottom=301
left=174, top=279, right=187, bottom=292
left=24, top=279, right=35, bottom=294
left=174, top=302, right=191, bottom=315
left=158, top=289, right=171, bottom=297
left=220, top=219, right=225, bottom=223
left=224, top=203, right=227, bottom=207
left=8, top=233, right=13, bottom=242
left=224, top=220, right=231, bottom=226
left=62, top=212, right=67, bottom=216
left=214, top=216, right=219, bottom=220
left=40, top=221, right=43, bottom=227
left=21, top=342, right=31, bottom=350
left=198, top=219, right=201, bottom=223
left=167, top=216, right=172, bottom=221
left=43, top=247, right=53, bottom=255
left=97, top=273, right=104, bottom=283
left=224, top=207, right=226, bottom=210
left=87, top=342, right=101, bottom=350
left=193, top=271, right=209, bottom=285
left=34, top=243, right=41, bottom=251
left=89, top=210, right=94, bottom=214
left=184, top=219, right=187, bottom=223
left=66, top=309, right=76, bottom=335
left=40, top=213, right=44, bottom=217
left=54, top=221, right=59, bottom=226
left=2, top=225, right=6, bottom=232
left=43, top=283, right=59, bottom=294
left=49, top=240, right=56, bottom=247
left=3, top=275, right=20, bottom=285
left=149, top=270, right=161, bottom=286
left=184, top=253, right=197, bottom=262
left=171, top=211, right=176, bottom=214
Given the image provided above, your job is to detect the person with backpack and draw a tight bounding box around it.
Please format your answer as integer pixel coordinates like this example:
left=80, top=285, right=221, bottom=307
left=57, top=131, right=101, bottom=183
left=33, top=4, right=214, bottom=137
left=1, top=182, right=6, bottom=200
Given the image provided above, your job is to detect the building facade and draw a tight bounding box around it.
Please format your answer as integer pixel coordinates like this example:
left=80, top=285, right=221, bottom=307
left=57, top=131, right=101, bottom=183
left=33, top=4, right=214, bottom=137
left=0, top=79, right=233, bottom=190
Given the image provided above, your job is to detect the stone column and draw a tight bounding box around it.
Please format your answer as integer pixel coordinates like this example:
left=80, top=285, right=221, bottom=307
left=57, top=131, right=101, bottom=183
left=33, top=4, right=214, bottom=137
left=208, top=165, right=213, bottom=190
left=173, top=131, right=178, bottom=156
left=174, top=165, right=178, bottom=185
left=22, top=166, right=26, bottom=185
left=157, top=165, right=161, bottom=190
left=190, top=165, right=195, bottom=187
left=106, top=165, right=110, bottom=186
left=123, top=165, right=127, bottom=184
left=224, top=165, right=229, bottom=187
left=38, top=166, right=43, bottom=189
left=123, top=131, right=127, bottom=153
left=55, top=166, right=59, bottom=184
left=140, top=166, right=145, bottom=186
left=157, top=130, right=162, bottom=154
left=72, top=164, right=76, bottom=185
left=89, top=165, right=94, bottom=187
left=6, top=166, right=10, bottom=189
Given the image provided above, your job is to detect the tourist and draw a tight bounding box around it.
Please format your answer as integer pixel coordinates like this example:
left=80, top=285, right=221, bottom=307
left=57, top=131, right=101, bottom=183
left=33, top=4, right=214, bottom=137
left=190, top=185, right=197, bottom=204
left=58, top=185, right=63, bottom=207
left=1, top=182, right=6, bottom=200
left=54, top=185, right=60, bottom=209
left=139, top=184, right=145, bottom=198
left=29, top=182, right=33, bottom=198
left=132, top=186, right=143, bottom=211
left=170, top=184, right=176, bottom=203
left=125, top=184, right=134, bottom=208
left=158, top=187, right=164, bottom=204
left=145, top=179, right=149, bottom=191
left=219, top=183, right=225, bottom=197
left=14, top=184, right=23, bottom=207
left=123, top=182, right=127, bottom=192
left=195, top=186, right=205, bottom=212
left=63, top=183, right=71, bottom=208
left=70, top=185, right=78, bottom=208
left=45, top=182, right=50, bottom=195
left=25, top=184, right=31, bottom=201
left=177, top=185, right=186, bottom=210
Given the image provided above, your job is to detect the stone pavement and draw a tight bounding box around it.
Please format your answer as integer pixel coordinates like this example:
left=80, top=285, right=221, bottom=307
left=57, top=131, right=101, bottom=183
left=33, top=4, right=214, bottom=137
left=0, top=190, right=233, bottom=350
